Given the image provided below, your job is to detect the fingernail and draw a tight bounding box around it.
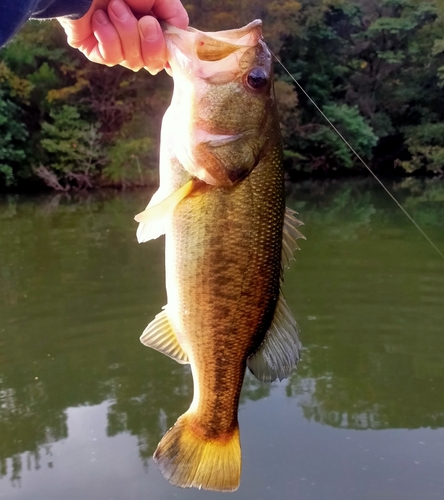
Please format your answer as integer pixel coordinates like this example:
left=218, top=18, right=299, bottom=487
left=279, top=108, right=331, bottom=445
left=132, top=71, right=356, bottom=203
left=140, top=20, right=160, bottom=42
left=110, top=0, right=129, bottom=20
left=94, top=10, right=108, bottom=25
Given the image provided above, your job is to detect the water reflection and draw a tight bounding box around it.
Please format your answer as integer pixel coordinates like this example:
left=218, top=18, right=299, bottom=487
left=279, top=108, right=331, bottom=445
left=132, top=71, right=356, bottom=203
left=0, top=179, right=443, bottom=496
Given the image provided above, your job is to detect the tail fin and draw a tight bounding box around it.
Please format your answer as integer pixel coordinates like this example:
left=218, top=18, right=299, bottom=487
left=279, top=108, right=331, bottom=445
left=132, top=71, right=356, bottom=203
left=153, top=412, right=241, bottom=491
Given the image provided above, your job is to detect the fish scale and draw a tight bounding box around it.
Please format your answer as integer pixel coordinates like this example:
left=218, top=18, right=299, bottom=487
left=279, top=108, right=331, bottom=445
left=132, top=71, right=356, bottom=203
left=169, top=154, right=284, bottom=431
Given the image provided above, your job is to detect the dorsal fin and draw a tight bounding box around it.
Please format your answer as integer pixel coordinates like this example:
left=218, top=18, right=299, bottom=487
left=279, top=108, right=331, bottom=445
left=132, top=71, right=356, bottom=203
left=247, top=207, right=305, bottom=382
left=281, top=207, right=305, bottom=271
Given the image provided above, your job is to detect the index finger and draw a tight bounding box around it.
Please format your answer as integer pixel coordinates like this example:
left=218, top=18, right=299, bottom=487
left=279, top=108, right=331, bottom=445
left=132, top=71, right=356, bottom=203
left=150, top=0, right=189, bottom=29
left=126, top=0, right=188, bottom=28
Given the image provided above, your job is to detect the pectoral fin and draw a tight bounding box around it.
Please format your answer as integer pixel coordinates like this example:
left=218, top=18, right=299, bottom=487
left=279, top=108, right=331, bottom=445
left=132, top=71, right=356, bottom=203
left=247, top=292, right=301, bottom=382
left=281, top=207, right=305, bottom=271
left=135, top=179, right=196, bottom=243
left=140, top=307, right=189, bottom=364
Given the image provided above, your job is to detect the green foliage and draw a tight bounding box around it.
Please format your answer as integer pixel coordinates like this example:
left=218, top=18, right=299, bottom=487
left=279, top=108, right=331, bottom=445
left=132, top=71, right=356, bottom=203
left=1, top=0, right=444, bottom=189
left=0, top=21, right=161, bottom=190
left=0, top=89, right=28, bottom=186
left=40, top=106, right=103, bottom=174
left=103, top=112, right=158, bottom=187
left=104, top=137, right=155, bottom=187
left=396, top=123, right=444, bottom=174
left=277, top=0, right=444, bottom=174
left=309, top=104, right=378, bottom=169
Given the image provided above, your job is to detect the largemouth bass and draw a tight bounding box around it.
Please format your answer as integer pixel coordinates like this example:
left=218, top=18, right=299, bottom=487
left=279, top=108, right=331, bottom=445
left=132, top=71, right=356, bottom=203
left=135, top=20, right=304, bottom=492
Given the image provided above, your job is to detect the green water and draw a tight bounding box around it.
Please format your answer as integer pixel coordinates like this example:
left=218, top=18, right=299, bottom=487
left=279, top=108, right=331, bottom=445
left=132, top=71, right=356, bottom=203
left=0, top=178, right=443, bottom=500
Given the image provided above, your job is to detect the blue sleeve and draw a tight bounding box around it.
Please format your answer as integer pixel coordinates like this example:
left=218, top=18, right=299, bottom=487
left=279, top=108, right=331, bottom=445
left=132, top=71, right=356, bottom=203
left=0, top=0, right=92, bottom=47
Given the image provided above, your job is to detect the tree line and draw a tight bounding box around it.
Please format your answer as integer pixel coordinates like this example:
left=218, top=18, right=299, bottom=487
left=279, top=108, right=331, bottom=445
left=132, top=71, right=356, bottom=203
left=0, top=0, right=443, bottom=190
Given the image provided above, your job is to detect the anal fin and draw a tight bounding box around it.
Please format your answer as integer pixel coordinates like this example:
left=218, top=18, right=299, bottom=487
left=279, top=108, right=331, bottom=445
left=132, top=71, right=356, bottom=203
left=140, top=307, right=189, bottom=364
left=247, top=292, right=301, bottom=382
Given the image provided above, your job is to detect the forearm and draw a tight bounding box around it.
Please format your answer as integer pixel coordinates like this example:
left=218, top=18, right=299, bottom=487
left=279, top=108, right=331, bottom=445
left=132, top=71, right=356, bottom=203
left=0, top=0, right=92, bottom=46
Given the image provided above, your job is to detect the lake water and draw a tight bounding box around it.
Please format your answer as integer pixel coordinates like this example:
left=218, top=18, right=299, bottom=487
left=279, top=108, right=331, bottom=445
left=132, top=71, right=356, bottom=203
left=1, top=178, right=443, bottom=500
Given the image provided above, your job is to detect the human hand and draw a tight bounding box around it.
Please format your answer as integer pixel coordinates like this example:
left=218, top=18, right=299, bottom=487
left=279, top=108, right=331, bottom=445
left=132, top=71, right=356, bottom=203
left=58, top=0, right=188, bottom=74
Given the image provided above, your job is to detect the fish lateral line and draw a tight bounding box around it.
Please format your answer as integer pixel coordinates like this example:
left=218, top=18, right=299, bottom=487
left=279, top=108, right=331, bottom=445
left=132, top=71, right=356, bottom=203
left=271, top=51, right=444, bottom=261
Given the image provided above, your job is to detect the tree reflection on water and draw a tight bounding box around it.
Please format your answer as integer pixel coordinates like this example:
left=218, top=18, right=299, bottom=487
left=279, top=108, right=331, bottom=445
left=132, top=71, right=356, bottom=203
left=0, top=178, right=443, bottom=483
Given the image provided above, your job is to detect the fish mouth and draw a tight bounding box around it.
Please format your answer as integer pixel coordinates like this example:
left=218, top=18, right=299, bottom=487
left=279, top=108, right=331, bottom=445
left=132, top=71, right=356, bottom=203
left=186, top=19, right=263, bottom=46
left=163, top=20, right=263, bottom=75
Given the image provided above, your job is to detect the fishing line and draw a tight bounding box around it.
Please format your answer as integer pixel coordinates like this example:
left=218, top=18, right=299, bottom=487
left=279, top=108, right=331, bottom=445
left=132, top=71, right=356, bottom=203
left=271, top=51, right=444, bottom=260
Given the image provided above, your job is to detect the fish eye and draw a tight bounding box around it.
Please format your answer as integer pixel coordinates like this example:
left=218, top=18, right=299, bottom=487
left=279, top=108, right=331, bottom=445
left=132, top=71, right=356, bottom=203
left=246, top=68, right=268, bottom=91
